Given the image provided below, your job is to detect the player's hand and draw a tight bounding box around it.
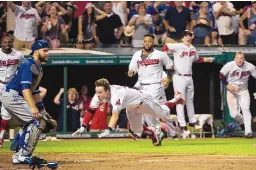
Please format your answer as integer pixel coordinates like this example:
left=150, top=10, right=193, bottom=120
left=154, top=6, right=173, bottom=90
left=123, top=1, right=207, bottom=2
left=98, top=129, right=111, bottom=138
left=162, top=77, right=171, bottom=89
left=226, top=84, right=239, bottom=92
left=127, top=70, right=135, bottom=77
left=31, top=106, right=40, bottom=120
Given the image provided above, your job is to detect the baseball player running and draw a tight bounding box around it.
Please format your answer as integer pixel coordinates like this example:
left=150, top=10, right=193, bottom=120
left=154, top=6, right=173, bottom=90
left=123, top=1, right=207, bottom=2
left=1, top=40, right=57, bottom=164
left=219, top=51, right=256, bottom=138
left=73, top=78, right=184, bottom=146
left=162, top=30, right=214, bottom=136
left=128, top=34, right=175, bottom=140
left=0, top=36, right=24, bottom=147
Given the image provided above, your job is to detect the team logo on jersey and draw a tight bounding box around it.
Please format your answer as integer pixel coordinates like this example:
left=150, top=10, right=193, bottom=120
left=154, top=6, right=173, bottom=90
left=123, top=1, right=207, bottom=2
left=115, top=99, right=121, bottom=105
left=137, top=59, right=159, bottom=67
left=180, top=51, right=196, bottom=58
left=20, top=13, right=36, bottom=19
left=230, top=70, right=250, bottom=77
left=0, top=59, right=19, bottom=66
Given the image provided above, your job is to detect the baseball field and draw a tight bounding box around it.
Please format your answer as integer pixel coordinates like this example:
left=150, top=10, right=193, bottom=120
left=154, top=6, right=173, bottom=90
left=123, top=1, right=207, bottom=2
left=0, top=138, right=256, bottom=170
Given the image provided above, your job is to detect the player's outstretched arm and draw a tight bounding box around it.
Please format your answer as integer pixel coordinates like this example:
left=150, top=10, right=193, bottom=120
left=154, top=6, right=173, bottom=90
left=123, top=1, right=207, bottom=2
left=98, top=111, right=120, bottom=138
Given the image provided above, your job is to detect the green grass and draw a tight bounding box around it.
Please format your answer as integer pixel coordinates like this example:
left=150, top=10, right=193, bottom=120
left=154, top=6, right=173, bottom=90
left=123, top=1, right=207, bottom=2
left=1, top=138, right=256, bottom=156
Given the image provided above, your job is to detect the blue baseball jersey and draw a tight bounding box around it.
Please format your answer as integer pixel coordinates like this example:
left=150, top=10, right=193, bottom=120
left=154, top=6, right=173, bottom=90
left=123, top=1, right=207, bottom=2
left=6, top=58, right=43, bottom=96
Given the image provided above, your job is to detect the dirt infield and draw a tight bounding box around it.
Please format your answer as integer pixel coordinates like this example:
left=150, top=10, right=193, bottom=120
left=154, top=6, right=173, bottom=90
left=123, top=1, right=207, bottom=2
left=0, top=152, right=256, bottom=170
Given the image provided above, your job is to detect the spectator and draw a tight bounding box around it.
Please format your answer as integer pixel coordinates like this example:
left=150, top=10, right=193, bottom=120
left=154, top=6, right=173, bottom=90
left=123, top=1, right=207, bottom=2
left=9, top=1, right=41, bottom=49
left=144, top=1, right=159, bottom=15
left=234, top=1, right=251, bottom=45
left=54, top=88, right=83, bottom=132
left=0, top=2, right=7, bottom=40
left=35, top=1, right=52, bottom=19
left=93, top=1, right=124, bottom=48
left=157, top=1, right=171, bottom=17
left=213, top=1, right=237, bottom=45
left=41, top=2, right=69, bottom=49
left=112, top=1, right=127, bottom=26
left=191, top=2, right=213, bottom=45
left=128, top=2, right=140, bottom=21
left=151, top=12, right=167, bottom=45
left=76, top=3, right=107, bottom=49
left=239, top=1, right=256, bottom=45
left=128, top=3, right=152, bottom=47
left=163, top=1, right=191, bottom=43
left=59, top=2, right=78, bottom=43
left=78, top=85, right=92, bottom=125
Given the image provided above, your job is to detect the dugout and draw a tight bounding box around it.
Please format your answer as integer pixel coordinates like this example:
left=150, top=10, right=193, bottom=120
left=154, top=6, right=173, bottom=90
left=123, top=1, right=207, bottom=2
left=22, top=47, right=256, bottom=133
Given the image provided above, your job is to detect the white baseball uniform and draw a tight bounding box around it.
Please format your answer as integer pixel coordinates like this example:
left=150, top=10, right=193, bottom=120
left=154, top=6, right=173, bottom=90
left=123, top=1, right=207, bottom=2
left=0, top=49, right=24, bottom=120
left=220, top=61, right=256, bottom=135
left=129, top=49, right=173, bottom=135
left=90, top=85, right=171, bottom=134
left=14, top=5, right=40, bottom=41
left=165, top=43, right=199, bottom=127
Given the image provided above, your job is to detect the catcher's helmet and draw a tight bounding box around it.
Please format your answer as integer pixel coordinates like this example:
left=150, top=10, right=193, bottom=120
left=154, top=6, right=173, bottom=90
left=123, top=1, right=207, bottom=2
left=30, top=40, right=49, bottom=55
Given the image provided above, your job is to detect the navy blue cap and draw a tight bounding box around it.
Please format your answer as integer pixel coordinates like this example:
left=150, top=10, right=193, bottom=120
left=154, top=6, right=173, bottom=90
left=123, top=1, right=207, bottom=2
left=181, top=30, right=193, bottom=38
left=30, top=40, right=49, bottom=55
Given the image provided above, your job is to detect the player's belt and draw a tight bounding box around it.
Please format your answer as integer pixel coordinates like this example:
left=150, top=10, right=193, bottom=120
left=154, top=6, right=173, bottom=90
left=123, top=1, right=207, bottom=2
left=140, top=82, right=161, bottom=85
left=178, top=74, right=192, bottom=76
left=0, top=81, right=8, bottom=84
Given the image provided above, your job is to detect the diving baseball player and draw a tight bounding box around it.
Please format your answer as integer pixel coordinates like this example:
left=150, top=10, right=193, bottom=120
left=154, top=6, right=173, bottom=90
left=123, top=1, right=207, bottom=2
left=1, top=40, right=57, bottom=163
left=162, top=30, right=214, bottom=135
left=219, top=51, right=256, bottom=138
left=0, top=36, right=24, bottom=147
left=128, top=34, right=175, bottom=140
left=73, top=78, right=184, bottom=146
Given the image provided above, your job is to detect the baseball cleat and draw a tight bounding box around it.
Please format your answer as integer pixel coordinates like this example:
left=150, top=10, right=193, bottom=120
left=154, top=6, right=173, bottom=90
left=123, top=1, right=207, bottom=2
left=0, top=138, right=3, bottom=148
left=174, top=91, right=185, bottom=104
left=245, top=133, right=253, bottom=139
left=155, top=132, right=165, bottom=146
left=148, top=127, right=160, bottom=146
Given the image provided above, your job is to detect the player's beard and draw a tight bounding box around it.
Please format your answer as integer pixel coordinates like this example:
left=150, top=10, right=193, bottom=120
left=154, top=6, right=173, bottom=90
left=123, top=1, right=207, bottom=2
left=38, top=53, right=48, bottom=63
left=143, top=46, right=153, bottom=53
left=1, top=45, right=12, bottom=54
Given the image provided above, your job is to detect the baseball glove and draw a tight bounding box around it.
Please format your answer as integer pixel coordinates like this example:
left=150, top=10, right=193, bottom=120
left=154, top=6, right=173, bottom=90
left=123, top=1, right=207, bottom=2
left=40, top=110, right=57, bottom=133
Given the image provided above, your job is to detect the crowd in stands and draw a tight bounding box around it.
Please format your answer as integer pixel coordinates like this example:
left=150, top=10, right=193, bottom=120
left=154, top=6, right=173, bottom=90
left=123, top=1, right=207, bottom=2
left=0, top=1, right=256, bottom=50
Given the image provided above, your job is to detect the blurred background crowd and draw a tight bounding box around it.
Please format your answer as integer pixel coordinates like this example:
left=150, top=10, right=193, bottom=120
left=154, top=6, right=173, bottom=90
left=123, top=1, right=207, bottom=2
left=0, top=1, right=256, bottom=51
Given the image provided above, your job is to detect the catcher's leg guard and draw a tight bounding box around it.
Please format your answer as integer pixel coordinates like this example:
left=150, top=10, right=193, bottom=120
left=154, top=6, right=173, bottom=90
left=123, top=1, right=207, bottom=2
left=12, top=120, right=42, bottom=164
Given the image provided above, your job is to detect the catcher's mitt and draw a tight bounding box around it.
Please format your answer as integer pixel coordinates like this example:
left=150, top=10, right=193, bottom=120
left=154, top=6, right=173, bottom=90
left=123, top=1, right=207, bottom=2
left=40, top=110, right=57, bottom=133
